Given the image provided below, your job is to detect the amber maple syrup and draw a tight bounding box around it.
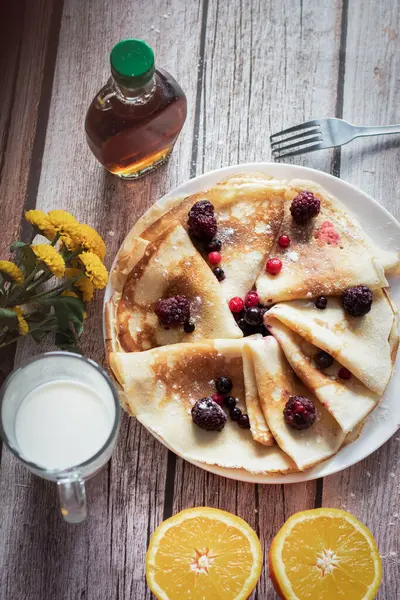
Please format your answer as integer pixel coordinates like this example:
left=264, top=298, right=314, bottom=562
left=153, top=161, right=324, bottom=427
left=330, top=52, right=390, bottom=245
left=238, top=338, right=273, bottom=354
left=85, top=40, right=187, bottom=179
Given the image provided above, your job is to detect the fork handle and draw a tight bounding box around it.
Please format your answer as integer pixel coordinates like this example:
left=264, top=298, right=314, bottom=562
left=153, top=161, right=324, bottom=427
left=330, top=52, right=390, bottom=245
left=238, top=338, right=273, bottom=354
left=353, top=124, right=400, bottom=138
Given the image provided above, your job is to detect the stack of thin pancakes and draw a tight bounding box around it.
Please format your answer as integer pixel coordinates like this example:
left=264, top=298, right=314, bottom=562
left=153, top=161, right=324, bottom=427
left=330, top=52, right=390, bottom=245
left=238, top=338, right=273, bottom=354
left=106, top=173, right=400, bottom=474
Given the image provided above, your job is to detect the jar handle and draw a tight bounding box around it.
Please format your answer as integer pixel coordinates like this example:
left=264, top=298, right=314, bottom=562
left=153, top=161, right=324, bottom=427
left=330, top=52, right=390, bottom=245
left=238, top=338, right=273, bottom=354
left=57, top=475, right=87, bottom=523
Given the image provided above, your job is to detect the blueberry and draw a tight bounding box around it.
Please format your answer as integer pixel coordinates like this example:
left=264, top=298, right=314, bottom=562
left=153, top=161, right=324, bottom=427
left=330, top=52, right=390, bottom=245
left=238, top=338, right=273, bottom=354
left=230, top=406, right=242, bottom=421
left=215, top=376, right=233, bottom=394
left=212, top=267, right=226, bottom=282
left=315, top=350, right=334, bottom=370
left=206, top=237, right=222, bottom=252
left=244, top=307, right=262, bottom=326
left=238, top=414, right=251, bottom=429
left=184, top=319, right=195, bottom=333
left=315, top=296, right=328, bottom=310
left=224, top=396, right=236, bottom=409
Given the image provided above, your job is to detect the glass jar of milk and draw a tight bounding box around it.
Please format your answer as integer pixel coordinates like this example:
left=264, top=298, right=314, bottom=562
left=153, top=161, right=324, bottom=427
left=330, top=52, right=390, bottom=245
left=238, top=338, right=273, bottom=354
left=0, top=352, right=120, bottom=523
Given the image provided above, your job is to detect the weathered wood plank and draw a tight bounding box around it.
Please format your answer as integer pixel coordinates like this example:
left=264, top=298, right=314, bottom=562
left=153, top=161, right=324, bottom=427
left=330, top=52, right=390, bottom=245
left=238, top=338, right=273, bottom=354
left=172, top=1, right=343, bottom=598
left=0, top=0, right=62, bottom=258
left=0, top=1, right=203, bottom=599
left=323, top=2, right=400, bottom=596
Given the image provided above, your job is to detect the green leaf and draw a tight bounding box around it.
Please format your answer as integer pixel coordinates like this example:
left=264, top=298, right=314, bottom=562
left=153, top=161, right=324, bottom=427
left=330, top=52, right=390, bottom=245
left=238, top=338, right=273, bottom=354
left=10, top=241, right=27, bottom=252
left=0, top=308, right=18, bottom=331
left=20, top=245, right=37, bottom=276
left=55, top=331, right=81, bottom=354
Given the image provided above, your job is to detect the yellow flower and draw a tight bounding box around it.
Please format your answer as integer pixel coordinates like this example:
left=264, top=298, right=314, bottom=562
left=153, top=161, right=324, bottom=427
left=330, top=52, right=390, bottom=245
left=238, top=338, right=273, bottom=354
left=12, top=306, right=29, bottom=336
left=77, top=224, right=106, bottom=260
left=48, top=210, right=82, bottom=248
left=32, top=244, right=65, bottom=277
left=79, top=252, right=108, bottom=290
left=0, top=260, right=24, bottom=284
left=25, top=210, right=57, bottom=241
left=65, top=268, right=94, bottom=302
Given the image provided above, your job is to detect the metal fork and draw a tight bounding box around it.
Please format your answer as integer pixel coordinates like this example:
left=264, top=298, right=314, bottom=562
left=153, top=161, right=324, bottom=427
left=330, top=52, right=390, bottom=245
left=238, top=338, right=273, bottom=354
left=270, top=117, right=400, bottom=159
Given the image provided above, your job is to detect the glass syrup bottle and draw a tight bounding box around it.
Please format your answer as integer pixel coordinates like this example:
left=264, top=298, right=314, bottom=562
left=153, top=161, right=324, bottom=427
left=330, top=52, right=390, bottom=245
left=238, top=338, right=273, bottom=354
left=85, top=39, right=187, bottom=179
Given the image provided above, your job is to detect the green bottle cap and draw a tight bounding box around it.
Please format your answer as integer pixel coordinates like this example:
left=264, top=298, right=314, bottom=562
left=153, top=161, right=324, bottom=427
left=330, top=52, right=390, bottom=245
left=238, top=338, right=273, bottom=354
left=110, top=39, right=155, bottom=88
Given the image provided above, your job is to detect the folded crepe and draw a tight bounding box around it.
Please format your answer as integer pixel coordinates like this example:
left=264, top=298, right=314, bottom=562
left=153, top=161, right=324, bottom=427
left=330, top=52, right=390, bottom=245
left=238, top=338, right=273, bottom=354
left=242, top=343, right=275, bottom=446
left=110, top=339, right=296, bottom=474
left=121, top=173, right=286, bottom=300
left=265, top=289, right=398, bottom=397
left=246, top=337, right=346, bottom=471
left=256, top=179, right=399, bottom=304
left=105, top=223, right=242, bottom=353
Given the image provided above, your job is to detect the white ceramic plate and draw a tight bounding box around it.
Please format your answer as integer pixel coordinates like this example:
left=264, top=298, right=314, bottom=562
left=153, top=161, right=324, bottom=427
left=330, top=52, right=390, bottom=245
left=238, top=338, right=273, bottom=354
left=104, top=163, right=400, bottom=484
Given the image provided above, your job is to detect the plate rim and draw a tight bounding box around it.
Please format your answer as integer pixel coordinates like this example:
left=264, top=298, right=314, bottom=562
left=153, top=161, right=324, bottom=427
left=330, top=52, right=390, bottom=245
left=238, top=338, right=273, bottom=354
left=103, top=161, right=400, bottom=484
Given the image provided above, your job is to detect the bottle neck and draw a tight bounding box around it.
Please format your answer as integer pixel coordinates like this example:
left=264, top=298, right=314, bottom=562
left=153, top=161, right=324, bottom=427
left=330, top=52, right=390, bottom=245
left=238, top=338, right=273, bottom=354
left=112, top=74, right=157, bottom=105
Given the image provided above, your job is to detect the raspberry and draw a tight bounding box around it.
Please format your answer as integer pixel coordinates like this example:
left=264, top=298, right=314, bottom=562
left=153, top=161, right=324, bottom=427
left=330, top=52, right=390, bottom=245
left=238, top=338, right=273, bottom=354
left=191, top=397, right=227, bottom=431
left=188, top=201, right=217, bottom=240
left=229, top=297, right=244, bottom=313
left=315, top=296, right=328, bottom=310
left=284, top=396, right=316, bottom=430
left=155, top=295, right=190, bottom=329
left=213, top=267, right=226, bottom=281
left=315, top=350, right=334, bottom=370
left=211, top=392, right=224, bottom=406
left=338, top=367, right=352, bottom=380
left=208, top=251, right=221, bottom=265
left=266, top=258, right=282, bottom=275
left=342, top=285, right=373, bottom=317
left=215, top=376, right=233, bottom=394
left=290, top=191, right=321, bottom=224
left=245, top=290, right=259, bottom=307
left=278, top=234, right=291, bottom=248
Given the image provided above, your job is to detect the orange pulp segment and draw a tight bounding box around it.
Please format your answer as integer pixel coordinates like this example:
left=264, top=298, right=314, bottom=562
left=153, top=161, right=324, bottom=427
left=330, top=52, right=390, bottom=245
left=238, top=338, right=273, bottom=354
left=146, top=506, right=262, bottom=600
left=269, top=508, right=382, bottom=600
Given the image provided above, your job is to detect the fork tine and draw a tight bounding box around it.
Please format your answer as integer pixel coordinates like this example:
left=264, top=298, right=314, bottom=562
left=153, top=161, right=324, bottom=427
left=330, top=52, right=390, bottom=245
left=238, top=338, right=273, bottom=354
left=273, top=142, right=325, bottom=160
left=270, top=129, right=323, bottom=149
left=271, top=135, right=323, bottom=154
left=270, top=120, right=321, bottom=141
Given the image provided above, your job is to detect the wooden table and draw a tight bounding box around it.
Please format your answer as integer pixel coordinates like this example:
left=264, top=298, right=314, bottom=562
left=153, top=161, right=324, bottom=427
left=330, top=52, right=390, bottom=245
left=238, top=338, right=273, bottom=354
left=0, top=1, right=399, bottom=598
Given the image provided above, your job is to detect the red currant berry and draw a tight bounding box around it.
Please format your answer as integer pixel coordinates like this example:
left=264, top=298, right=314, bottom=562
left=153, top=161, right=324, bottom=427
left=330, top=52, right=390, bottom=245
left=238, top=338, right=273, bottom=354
left=208, top=251, right=221, bottom=265
left=278, top=234, right=291, bottom=248
left=245, top=290, right=259, bottom=307
left=266, top=258, right=282, bottom=275
left=228, top=296, right=245, bottom=313
left=211, top=392, right=224, bottom=406
left=338, top=367, right=352, bottom=380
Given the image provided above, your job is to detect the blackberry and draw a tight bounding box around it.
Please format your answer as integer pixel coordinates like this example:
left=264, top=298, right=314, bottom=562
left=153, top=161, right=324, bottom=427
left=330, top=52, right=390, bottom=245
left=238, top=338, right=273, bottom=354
left=155, top=295, right=190, bottom=329
left=188, top=201, right=217, bottom=240
left=283, top=396, right=316, bottom=430
left=213, top=267, right=226, bottom=282
left=215, top=376, right=233, bottom=394
left=315, top=350, right=334, bottom=370
left=342, top=285, right=373, bottom=317
left=290, top=191, right=321, bottom=224
left=191, top=397, right=227, bottom=431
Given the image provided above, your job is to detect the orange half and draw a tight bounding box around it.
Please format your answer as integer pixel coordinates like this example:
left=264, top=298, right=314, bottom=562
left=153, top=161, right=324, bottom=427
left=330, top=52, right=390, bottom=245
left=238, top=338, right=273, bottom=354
left=269, top=508, right=382, bottom=600
left=146, top=507, right=262, bottom=600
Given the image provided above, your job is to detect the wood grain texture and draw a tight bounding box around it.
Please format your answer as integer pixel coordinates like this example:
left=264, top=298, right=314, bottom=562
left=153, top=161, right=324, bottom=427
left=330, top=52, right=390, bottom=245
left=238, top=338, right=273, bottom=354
left=172, top=1, right=343, bottom=597
left=322, top=2, right=400, bottom=597
left=0, top=0, right=399, bottom=598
